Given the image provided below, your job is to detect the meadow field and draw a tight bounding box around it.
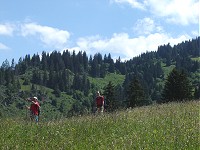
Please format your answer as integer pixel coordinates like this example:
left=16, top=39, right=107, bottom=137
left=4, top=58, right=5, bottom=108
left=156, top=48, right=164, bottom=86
left=0, top=100, right=199, bottom=150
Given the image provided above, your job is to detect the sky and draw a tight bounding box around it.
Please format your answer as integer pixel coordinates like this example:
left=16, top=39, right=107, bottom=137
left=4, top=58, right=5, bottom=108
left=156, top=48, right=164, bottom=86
left=0, top=0, right=199, bottom=65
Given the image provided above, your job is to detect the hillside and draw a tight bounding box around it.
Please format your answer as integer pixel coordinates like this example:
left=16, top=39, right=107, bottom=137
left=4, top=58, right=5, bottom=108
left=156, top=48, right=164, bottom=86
left=0, top=101, right=199, bottom=149
left=0, top=37, right=199, bottom=118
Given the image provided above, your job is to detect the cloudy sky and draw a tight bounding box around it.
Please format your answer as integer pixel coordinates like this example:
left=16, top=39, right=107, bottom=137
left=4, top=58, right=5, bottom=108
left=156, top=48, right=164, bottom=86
left=0, top=0, right=199, bottom=65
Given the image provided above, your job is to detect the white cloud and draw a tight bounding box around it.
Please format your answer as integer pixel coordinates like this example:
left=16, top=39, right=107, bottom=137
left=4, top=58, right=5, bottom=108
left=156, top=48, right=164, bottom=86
left=133, top=17, right=163, bottom=35
left=21, top=23, right=70, bottom=49
left=0, top=43, right=10, bottom=50
left=112, top=0, right=199, bottom=25
left=76, top=35, right=108, bottom=53
left=147, top=0, right=199, bottom=25
left=0, top=23, right=15, bottom=36
left=75, top=32, right=191, bottom=60
left=191, top=30, right=199, bottom=37
left=111, top=0, right=146, bottom=10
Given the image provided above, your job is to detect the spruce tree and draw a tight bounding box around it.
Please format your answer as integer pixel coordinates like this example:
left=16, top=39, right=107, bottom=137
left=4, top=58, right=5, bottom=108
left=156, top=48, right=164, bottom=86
left=41, top=51, right=48, bottom=71
left=161, top=68, right=192, bottom=102
left=104, top=81, right=115, bottom=111
left=127, top=76, right=146, bottom=107
left=194, top=84, right=200, bottom=99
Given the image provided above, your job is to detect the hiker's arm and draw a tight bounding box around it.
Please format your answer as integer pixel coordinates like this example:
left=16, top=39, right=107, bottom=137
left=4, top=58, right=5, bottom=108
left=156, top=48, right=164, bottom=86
left=26, top=105, right=30, bottom=109
left=31, top=101, right=36, bottom=104
left=31, top=101, right=41, bottom=107
left=102, top=97, right=104, bottom=106
left=25, top=97, right=32, bottom=102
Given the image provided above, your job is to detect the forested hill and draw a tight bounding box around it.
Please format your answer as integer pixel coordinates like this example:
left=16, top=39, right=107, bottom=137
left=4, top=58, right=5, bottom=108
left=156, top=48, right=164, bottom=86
left=0, top=37, right=199, bottom=119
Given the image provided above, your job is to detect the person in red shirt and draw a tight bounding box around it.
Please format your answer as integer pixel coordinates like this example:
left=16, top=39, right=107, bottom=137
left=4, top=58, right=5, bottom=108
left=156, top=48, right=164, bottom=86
left=95, top=91, right=104, bottom=114
left=26, top=97, right=40, bottom=123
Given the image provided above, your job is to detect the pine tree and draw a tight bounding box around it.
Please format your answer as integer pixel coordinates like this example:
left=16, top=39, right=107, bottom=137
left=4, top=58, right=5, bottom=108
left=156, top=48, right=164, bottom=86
left=104, top=81, right=115, bottom=111
left=114, top=84, right=125, bottom=108
left=107, top=53, right=115, bottom=73
left=1, top=59, right=10, bottom=70
left=194, top=84, right=200, bottom=99
left=161, top=68, right=192, bottom=102
left=100, top=63, right=106, bottom=78
left=127, top=76, right=146, bottom=107
left=72, top=74, right=82, bottom=90
left=90, top=56, right=99, bottom=77
left=82, top=73, right=90, bottom=96
left=83, top=51, right=88, bottom=72
left=31, top=54, right=40, bottom=67
left=41, top=51, right=48, bottom=71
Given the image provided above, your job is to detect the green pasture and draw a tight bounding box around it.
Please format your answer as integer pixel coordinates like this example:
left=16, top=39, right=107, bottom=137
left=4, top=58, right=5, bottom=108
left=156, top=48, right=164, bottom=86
left=0, top=100, right=199, bottom=150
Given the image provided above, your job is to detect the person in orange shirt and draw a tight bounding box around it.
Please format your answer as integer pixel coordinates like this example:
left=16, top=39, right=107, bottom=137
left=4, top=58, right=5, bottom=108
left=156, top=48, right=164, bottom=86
left=26, top=97, right=40, bottom=123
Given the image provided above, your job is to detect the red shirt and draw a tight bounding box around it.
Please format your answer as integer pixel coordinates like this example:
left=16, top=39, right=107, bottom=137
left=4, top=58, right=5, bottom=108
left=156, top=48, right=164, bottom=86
left=96, top=96, right=104, bottom=107
left=30, top=102, right=40, bottom=115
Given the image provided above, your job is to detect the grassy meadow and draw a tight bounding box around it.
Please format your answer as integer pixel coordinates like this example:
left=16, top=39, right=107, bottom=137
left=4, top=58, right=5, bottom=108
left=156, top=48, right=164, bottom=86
left=0, top=100, right=199, bottom=150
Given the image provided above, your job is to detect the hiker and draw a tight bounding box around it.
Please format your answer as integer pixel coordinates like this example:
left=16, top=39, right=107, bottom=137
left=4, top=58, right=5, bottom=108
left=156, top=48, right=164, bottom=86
left=95, top=91, right=104, bottom=114
left=26, top=97, right=40, bottom=123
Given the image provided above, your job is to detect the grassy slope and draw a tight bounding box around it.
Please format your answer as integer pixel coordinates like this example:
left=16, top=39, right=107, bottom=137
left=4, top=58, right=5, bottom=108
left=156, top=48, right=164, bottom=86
left=89, top=73, right=125, bottom=91
left=191, top=57, right=200, bottom=62
left=0, top=100, right=199, bottom=150
left=19, top=72, right=125, bottom=96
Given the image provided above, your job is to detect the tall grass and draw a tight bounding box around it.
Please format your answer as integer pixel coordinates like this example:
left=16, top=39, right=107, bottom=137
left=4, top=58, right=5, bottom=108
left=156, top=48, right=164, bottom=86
left=0, top=101, right=199, bottom=150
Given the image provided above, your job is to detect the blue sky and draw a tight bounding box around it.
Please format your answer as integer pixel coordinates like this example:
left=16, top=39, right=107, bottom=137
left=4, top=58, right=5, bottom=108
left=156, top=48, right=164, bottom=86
left=0, top=0, right=199, bottom=65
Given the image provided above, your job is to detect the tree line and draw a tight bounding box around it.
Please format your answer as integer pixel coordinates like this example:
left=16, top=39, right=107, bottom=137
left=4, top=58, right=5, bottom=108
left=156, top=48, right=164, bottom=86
left=0, top=37, right=199, bottom=117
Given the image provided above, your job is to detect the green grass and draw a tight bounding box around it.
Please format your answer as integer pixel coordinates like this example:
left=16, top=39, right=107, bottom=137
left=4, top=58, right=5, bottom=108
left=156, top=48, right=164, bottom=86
left=161, top=63, right=176, bottom=79
left=191, top=57, right=200, bottom=62
left=0, top=100, right=199, bottom=150
left=89, top=73, right=125, bottom=90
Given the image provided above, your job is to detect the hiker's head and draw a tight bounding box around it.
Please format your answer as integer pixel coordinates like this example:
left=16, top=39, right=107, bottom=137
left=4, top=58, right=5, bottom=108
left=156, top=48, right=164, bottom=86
left=97, top=91, right=100, bottom=96
left=33, top=97, right=38, bottom=101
